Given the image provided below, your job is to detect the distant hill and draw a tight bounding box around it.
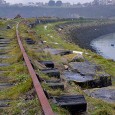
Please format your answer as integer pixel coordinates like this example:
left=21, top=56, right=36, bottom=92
left=0, top=5, right=115, bottom=18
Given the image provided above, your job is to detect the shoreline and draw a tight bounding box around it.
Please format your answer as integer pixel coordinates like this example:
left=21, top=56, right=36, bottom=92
left=65, top=23, right=115, bottom=51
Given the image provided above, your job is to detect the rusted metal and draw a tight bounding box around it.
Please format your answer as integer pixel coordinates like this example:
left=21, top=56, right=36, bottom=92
left=16, top=23, right=54, bottom=115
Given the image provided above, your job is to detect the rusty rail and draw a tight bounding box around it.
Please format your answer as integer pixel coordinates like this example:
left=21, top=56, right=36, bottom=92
left=16, top=23, right=54, bottom=115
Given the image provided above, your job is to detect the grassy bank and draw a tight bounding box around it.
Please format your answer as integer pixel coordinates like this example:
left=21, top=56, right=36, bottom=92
left=33, top=20, right=115, bottom=115
left=2, top=18, right=114, bottom=114
left=57, top=20, right=115, bottom=85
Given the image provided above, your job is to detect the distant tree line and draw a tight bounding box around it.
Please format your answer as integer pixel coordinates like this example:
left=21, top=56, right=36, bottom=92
left=48, top=0, right=62, bottom=7
left=1, top=5, right=115, bottom=18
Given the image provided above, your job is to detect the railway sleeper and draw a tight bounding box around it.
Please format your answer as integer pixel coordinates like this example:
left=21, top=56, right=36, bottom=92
left=46, top=83, right=64, bottom=90
left=41, top=68, right=60, bottom=78
left=53, top=95, right=87, bottom=115
left=0, top=100, right=11, bottom=108
left=0, top=63, right=10, bottom=67
left=25, top=38, right=35, bottom=45
left=0, top=83, right=14, bottom=90
left=38, top=61, right=54, bottom=68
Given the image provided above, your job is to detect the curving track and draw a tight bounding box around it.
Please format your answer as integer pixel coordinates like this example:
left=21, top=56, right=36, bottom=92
left=16, top=23, right=54, bottom=115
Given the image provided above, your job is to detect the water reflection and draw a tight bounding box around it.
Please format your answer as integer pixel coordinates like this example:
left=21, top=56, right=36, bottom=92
left=91, top=33, right=115, bottom=61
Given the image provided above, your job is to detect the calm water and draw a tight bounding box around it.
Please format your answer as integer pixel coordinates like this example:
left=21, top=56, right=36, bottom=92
left=91, top=33, right=115, bottom=61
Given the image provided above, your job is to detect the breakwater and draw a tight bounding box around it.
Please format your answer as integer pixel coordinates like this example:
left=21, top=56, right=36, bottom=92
left=68, top=23, right=115, bottom=51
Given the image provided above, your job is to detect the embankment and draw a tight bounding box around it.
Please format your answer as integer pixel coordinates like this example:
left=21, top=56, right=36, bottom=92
left=62, top=23, right=115, bottom=50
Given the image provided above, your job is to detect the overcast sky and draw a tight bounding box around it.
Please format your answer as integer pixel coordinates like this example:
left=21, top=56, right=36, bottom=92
left=5, top=0, right=93, bottom=4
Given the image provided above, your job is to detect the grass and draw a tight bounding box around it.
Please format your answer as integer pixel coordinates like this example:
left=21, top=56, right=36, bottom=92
left=1, top=97, right=42, bottom=115
left=9, top=18, right=115, bottom=114
left=84, top=51, right=115, bottom=85
left=18, top=20, right=71, bottom=114
left=51, top=103, right=69, bottom=115
left=0, top=77, right=32, bottom=99
left=0, top=19, right=42, bottom=114
left=86, top=96, right=115, bottom=115
left=33, top=19, right=115, bottom=115
left=35, top=20, right=115, bottom=81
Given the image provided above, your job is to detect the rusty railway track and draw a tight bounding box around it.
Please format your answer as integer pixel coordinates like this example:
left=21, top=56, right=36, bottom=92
left=16, top=23, right=54, bottom=115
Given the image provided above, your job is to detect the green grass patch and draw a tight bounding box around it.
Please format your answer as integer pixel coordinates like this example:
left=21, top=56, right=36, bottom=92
left=0, top=19, right=41, bottom=114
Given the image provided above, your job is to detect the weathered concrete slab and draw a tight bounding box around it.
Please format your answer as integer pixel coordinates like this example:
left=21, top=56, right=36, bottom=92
left=41, top=68, right=60, bottom=78
left=64, top=71, right=93, bottom=82
left=44, top=48, right=73, bottom=56
left=84, top=87, right=115, bottom=103
left=69, top=61, right=98, bottom=76
left=63, top=70, right=111, bottom=88
left=39, top=61, right=54, bottom=68
left=67, top=61, right=112, bottom=88
left=53, top=95, right=87, bottom=113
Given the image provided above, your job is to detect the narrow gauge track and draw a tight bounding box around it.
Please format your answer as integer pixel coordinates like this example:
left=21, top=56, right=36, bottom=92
left=16, top=23, right=54, bottom=115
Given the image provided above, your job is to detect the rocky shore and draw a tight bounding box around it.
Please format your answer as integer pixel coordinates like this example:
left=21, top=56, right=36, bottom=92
left=59, top=22, right=115, bottom=51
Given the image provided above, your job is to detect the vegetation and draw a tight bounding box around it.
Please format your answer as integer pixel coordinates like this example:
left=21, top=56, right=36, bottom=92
left=33, top=19, right=115, bottom=115
left=1, top=18, right=115, bottom=115
left=0, top=19, right=42, bottom=114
